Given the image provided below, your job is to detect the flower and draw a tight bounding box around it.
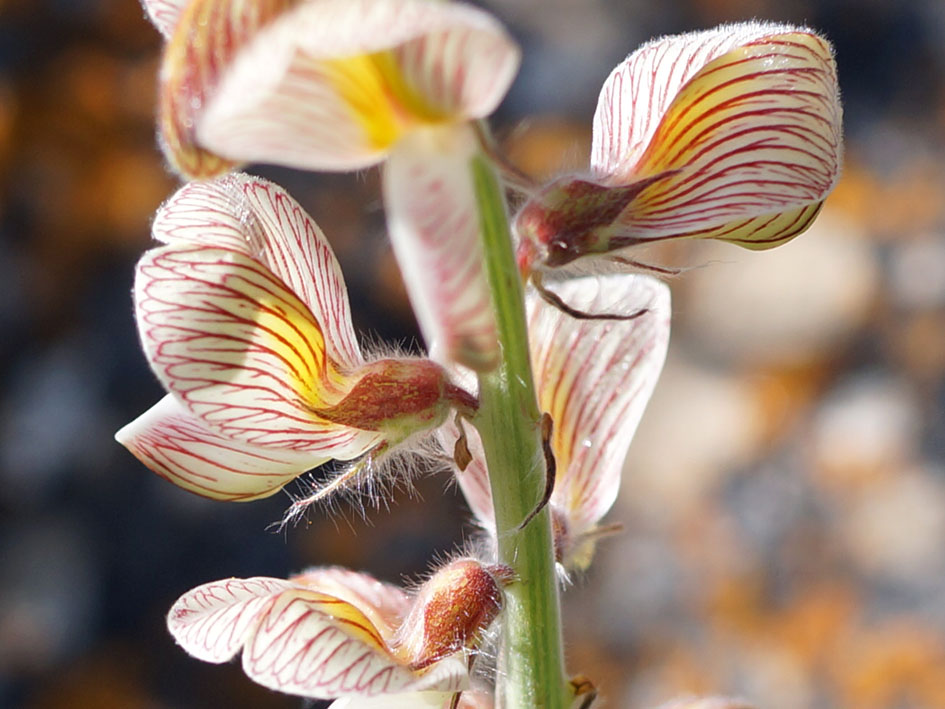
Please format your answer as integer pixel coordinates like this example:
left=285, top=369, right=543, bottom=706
left=147, top=0, right=521, bottom=371
left=116, top=173, right=475, bottom=501
left=443, top=274, right=671, bottom=571
left=514, top=22, right=843, bottom=275
left=167, top=559, right=509, bottom=700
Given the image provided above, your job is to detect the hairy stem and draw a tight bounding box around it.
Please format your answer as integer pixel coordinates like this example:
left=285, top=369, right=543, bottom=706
left=471, top=154, right=570, bottom=709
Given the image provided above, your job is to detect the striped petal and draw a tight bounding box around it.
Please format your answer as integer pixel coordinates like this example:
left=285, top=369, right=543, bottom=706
left=141, top=0, right=190, bottom=37
left=383, top=126, right=498, bottom=370
left=591, top=22, right=841, bottom=246
left=152, top=174, right=364, bottom=371
left=134, top=243, right=382, bottom=456
left=116, top=395, right=322, bottom=500
left=448, top=275, right=670, bottom=546
left=533, top=275, right=670, bottom=533
left=514, top=23, right=841, bottom=271
left=289, top=567, right=411, bottom=644
left=158, top=0, right=296, bottom=178
left=168, top=576, right=295, bottom=663
left=197, top=0, right=519, bottom=171
left=241, top=588, right=468, bottom=698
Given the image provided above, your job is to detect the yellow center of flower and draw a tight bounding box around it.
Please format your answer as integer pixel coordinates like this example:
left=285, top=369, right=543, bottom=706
left=324, top=50, right=452, bottom=151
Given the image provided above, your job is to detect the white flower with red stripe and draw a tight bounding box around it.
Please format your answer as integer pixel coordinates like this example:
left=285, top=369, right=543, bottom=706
left=116, top=173, right=475, bottom=501
left=142, top=0, right=520, bottom=371
left=444, top=274, right=671, bottom=571
left=167, top=560, right=510, bottom=700
left=514, top=22, right=842, bottom=274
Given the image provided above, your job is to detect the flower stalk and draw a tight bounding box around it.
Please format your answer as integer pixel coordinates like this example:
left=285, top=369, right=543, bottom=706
left=470, top=154, right=570, bottom=708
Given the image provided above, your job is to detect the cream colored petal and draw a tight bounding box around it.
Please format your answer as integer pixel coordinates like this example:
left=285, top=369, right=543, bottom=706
left=167, top=576, right=295, bottom=663
left=241, top=588, right=468, bottom=698
left=529, top=275, right=670, bottom=532
left=592, top=23, right=841, bottom=247
left=134, top=244, right=381, bottom=457
left=152, top=174, right=364, bottom=370
left=383, top=126, right=499, bottom=370
left=198, top=0, right=518, bottom=171
left=291, top=567, right=411, bottom=641
left=116, top=395, right=322, bottom=500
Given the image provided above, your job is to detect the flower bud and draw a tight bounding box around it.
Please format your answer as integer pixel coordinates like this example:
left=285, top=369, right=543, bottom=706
left=316, top=359, right=477, bottom=437
left=394, top=559, right=513, bottom=670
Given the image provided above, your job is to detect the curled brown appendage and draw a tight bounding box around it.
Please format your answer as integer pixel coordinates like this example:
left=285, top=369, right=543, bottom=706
left=452, top=413, right=473, bottom=472
left=608, top=254, right=683, bottom=276
left=570, top=674, right=598, bottom=709
left=532, top=271, right=648, bottom=322
left=518, top=412, right=556, bottom=531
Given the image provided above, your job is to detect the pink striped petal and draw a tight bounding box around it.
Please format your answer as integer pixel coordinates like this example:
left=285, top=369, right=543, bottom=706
left=447, top=276, right=670, bottom=541
left=158, top=0, right=295, bottom=178
left=289, top=567, right=411, bottom=642
left=116, top=395, right=322, bottom=500
left=383, top=126, right=498, bottom=370
left=241, top=588, right=468, bottom=698
left=141, top=0, right=190, bottom=37
left=152, top=175, right=364, bottom=371
left=591, top=23, right=841, bottom=245
left=198, top=0, right=519, bottom=171
left=514, top=24, right=840, bottom=271
left=134, top=243, right=383, bottom=457
left=528, top=276, right=670, bottom=533
left=168, top=576, right=296, bottom=663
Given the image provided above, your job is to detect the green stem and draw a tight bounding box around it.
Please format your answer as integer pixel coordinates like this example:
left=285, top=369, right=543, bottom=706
left=470, top=155, right=570, bottom=709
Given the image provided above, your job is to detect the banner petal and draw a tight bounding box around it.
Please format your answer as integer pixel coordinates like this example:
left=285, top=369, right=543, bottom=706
left=383, top=126, right=498, bottom=370
left=198, top=0, right=518, bottom=171
left=290, top=567, right=411, bottom=642
left=134, top=244, right=382, bottom=456
left=592, top=24, right=841, bottom=246
left=168, top=576, right=296, bottom=663
left=116, top=395, right=322, bottom=500
left=152, top=175, right=364, bottom=371
left=528, top=275, right=670, bottom=532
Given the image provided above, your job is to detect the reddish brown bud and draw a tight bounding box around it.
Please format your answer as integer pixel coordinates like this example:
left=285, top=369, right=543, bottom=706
left=315, top=359, right=475, bottom=436
left=394, top=559, right=512, bottom=670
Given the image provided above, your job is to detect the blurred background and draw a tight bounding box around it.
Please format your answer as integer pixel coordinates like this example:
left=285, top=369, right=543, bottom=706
left=1, top=0, right=944, bottom=707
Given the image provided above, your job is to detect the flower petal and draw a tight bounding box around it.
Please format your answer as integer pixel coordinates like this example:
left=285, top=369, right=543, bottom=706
left=198, top=0, right=519, bottom=171
left=241, top=588, right=468, bottom=698
left=158, top=0, right=294, bottom=178
left=116, top=395, right=321, bottom=500
left=290, top=567, right=411, bottom=642
left=167, top=576, right=295, bottom=663
left=383, top=126, right=498, bottom=370
left=134, top=243, right=382, bottom=456
left=152, top=174, right=364, bottom=371
left=592, top=23, right=841, bottom=246
left=529, top=275, right=670, bottom=532
left=141, top=0, right=190, bottom=37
